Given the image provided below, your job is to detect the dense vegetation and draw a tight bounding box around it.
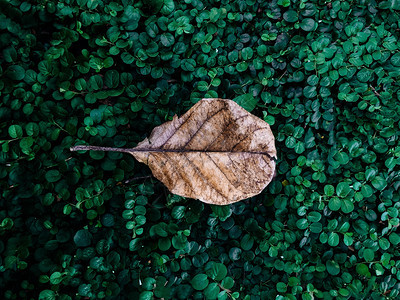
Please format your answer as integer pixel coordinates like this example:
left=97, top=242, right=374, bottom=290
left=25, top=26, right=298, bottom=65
left=1, top=0, right=400, bottom=299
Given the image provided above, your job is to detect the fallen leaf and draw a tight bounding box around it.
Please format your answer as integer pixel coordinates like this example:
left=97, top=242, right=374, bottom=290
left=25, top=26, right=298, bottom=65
left=71, top=98, right=277, bottom=205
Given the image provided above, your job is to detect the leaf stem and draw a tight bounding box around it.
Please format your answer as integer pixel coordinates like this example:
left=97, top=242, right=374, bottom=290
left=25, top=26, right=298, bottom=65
left=70, top=145, right=133, bottom=153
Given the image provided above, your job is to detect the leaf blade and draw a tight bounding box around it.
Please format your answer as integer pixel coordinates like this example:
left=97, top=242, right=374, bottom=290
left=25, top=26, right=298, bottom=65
left=131, top=98, right=276, bottom=204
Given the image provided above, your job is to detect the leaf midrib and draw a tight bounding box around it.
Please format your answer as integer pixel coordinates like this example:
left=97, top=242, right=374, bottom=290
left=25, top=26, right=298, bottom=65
left=70, top=145, right=275, bottom=160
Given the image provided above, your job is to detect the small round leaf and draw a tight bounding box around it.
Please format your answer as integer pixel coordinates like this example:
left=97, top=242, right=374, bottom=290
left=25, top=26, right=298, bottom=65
left=191, top=274, right=209, bottom=291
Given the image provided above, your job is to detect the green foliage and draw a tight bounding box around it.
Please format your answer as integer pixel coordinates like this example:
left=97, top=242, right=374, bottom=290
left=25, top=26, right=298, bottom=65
left=1, top=0, right=400, bottom=299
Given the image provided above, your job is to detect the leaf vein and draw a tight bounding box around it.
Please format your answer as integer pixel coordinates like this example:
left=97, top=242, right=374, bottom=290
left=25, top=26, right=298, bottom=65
left=205, top=153, right=237, bottom=190
left=181, top=106, right=227, bottom=150
left=205, top=114, right=249, bottom=151
left=182, top=153, right=226, bottom=201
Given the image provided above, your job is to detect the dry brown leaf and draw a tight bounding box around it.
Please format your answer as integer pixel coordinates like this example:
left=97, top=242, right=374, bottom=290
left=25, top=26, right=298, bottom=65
left=71, top=98, right=277, bottom=205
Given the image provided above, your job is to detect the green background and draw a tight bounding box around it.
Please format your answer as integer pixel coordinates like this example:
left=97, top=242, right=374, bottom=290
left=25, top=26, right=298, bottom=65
left=1, top=0, right=400, bottom=299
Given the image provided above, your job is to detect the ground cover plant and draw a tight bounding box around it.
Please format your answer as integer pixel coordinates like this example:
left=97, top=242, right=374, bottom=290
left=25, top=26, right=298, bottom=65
left=1, top=0, right=400, bottom=299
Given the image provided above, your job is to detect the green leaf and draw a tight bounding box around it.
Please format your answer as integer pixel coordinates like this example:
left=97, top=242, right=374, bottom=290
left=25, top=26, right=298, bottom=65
left=353, top=220, right=369, bottom=235
left=139, top=291, right=154, bottom=300
left=356, top=263, right=370, bottom=276
left=285, top=136, right=296, bottom=148
left=343, top=233, right=353, bottom=246
left=89, top=57, right=103, bottom=70
left=365, top=168, right=377, bottom=181
left=181, top=59, right=196, bottom=71
left=8, top=124, right=23, bottom=138
left=6, top=65, right=25, bottom=80
left=343, top=41, right=353, bottom=54
left=365, top=210, right=377, bottom=221
left=50, top=272, right=63, bottom=285
left=197, top=81, right=209, bottom=91
left=363, top=248, right=374, bottom=262
left=229, top=247, right=242, bottom=261
left=39, top=290, right=56, bottom=300
left=379, top=238, right=390, bottom=250
left=204, top=282, right=219, bottom=299
left=191, top=274, right=209, bottom=290
left=240, top=234, right=254, bottom=251
left=264, top=115, right=275, bottom=125
left=104, top=70, right=119, bottom=88
left=75, top=78, right=87, bottom=91
left=307, top=75, right=319, bottom=86
left=296, top=218, right=308, bottom=229
left=241, top=47, right=253, bottom=60
left=335, top=152, right=349, bottom=164
left=268, top=246, right=278, bottom=257
left=19, top=137, right=33, bottom=154
left=294, top=143, right=306, bottom=156
left=236, top=61, right=248, bottom=72
left=129, top=239, right=141, bottom=251
left=261, top=33, right=277, bottom=41
left=88, top=75, right=103, bottom=90
left=380, top=127, right=395, bottom=138
left=356, top=68, right=372, bottom=82
left=328, top=197, right=341, bottom=211
left=63, top=204, right=72, bottom=215
left=336, top=182, right=350, bottom=197
left=361, top=185, right=374, bottom=197
left=221, top=277, right=234, bottom=289
left=154, top=277, right=171, bottom=298
left=283, top=10, right=298, bottom=22
left=390, top=52, right=400, bottom=66
left=233, top=94, right=257, bottom=112
left=389, top=233, right=400, bottom=245
left=3, top=47, right=17, bottom=62
left=324, top=185, right=335, bottom=196
left=206, top=262, right=227, bottom=281
left=101, top=214, right=115, bottom=227
left=326, top=260, right=340, bottom=275
left=45, top=170, right=61, bottom=183
left=307, top=211, right=321, bottom=222
left=341, top=199, right=354, bottom=214
left=276, top=282, right=287, bottom=293
left=310, top=222, right=322, bottom=233
left=371, top=176, right=387, bottom=190
left=121, top=52, right=135, bottom=64
left=385, top=157, right=397, bottom=170
left=26, top=123, right=39, bottom=136
left=303, top=86, right=317, bottom=98
left=172, top=206, right=185, bottom=219
left=74, top=229, right=92, bottom=247
left=153, top=224, right=167, bottom=237
left=328, top=232, right=339, bottom=246
left=300, top=18, right=317, bottom=31
left=211, top=205, right=231, bottom=221
left=172, top=233, right=187, bottom=249
left=160, top=33, right=175, bottom=47
left=161, top=0, right=175, bottom=15
left=103, top=57, right=114, bottom=68
left=131, top=100, right=143, bottom=112
left=158, top=238, right=171, bottom=251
